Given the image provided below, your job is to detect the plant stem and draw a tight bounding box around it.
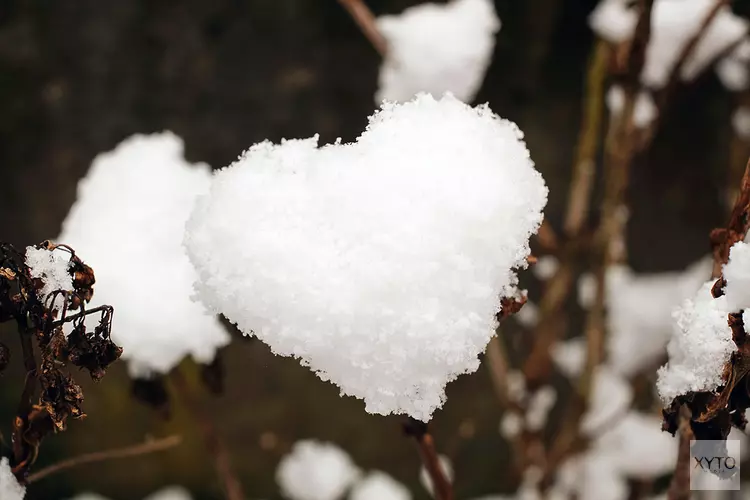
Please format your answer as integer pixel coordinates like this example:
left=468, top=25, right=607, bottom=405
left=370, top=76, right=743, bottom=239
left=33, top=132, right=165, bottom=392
left=337, top=0, right=387, bottom=56
left=171, top=368, right=245, bottom=500
left=26, top=435, right=182, bottom=484
left=404, top=418, right=453, bottom=500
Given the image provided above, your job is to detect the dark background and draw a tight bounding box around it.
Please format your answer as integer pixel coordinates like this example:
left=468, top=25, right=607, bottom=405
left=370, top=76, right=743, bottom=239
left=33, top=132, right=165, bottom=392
left=0, top=0, right=743, bottom=498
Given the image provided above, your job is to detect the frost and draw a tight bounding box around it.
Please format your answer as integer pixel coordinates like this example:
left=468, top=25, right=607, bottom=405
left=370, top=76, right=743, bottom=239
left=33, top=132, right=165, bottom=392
left=723, top=240, right=750, bottom=311
left=276, top=440, right=360, bottom=500
left=185, top=93, right=547, bottom=421
left=732, top=107, right=750, bottom=139
left=25, top=246, right=73, bottom=309
left=376, top=0, right=500, bottom=103
left=0, top=458, right=25, bottom=500
left=657, top=281, right=737, bottom=402
left=59, top=132, right=230, bottom=377
left=590, top=0, right=749, bottom=89
left=606, top=258, right=711, bottom=376
left=349, top=471, right=411, bottom=500
left=419, top=455, right=453, bottom=498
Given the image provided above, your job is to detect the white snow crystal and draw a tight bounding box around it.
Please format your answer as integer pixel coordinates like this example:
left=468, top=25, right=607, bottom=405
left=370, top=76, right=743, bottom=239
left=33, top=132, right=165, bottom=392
left=25, top=245, right=73, bottom=309
left=376, top=0, right=500, bottom=103
left=525, top=386, right=557, bottom=432
left=499, top=411, right=523, bottom=439
left=733, top=107, right=750, bottom=139
left=590, top=0, right=749, bottom=89
left=589, top=0, right=638, bottom=43
left=657, top=280, right=737, bottom=402
left=605, top=86, right=658, bottom=128
left=419, top=455, right=453, bottom=498
left=531, top=255, right=559, bottom=281
left=350, top=471, right=411, bottom=500
left=0, top=458, right=24, bottom=500
left=581, top=366, right=633, bottom=436
left=59, top=132, right=230, bottom=377
left=606, top=258, right=711, bottom=376
left=143, top=487, right=193, bottom=500
left=551, top=337, right=586, bottom=378
left=185, top=93, right=547, bottom=421
left=276, top=440, right=360, bottom=500
left=724, top=241, right=750, bottom=311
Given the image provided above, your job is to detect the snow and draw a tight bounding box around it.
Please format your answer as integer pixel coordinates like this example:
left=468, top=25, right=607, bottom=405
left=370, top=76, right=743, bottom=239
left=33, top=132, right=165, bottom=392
left=70, top=487, right=192, bottom=500
left=419, top=455, right=453, bottom=498
left=58, top=132, right=230, bottom=377
left=514, top=301, right=540, bottom=328
left=581, top=366, right=633, bottom=436
left=376, top=0, right=500, bottom=103
left=590, top=0, right=749, bottom=89
left=25, top=245, right=73, bottom=309
left=551, top=338, right=586, bottom=379
left=525, top=386, right=557, bottom=432
left=0, top=458, right=24, bottom=500
left=732, top=107, right=750, bottom=139
left=577, top=273, right=597, bottom=310
left=276, top=440, right=360, bottom=500
left=531, top=255, right=558, bottom=281
left=717, top=56, right=749, bottom=91
left=185, top=93, right=547, bottom=421
left=606, top=258, right=711, bottom=376
left=724, top=241, right=750, bottom=311
left=605, top=86, right=658, bottom=128
left=499, top=411, right=523, bottom=439
left=657, top=280, right=737, bottom=402
left=349, top=471, right=411, bottom=500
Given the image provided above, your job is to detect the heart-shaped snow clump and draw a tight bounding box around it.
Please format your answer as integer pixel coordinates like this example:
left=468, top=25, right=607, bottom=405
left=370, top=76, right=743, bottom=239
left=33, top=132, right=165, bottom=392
left=184, top=93, right=547, bottom=421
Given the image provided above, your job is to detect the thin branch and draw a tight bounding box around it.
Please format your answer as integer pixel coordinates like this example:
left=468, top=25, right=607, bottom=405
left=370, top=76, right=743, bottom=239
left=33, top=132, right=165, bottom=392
left=25, top=434, right=182, bottom=484
left=667, top=405, right=694, bottom=500
left=171, top=369, right=245, bottom=500
left=337, top=0, right=388, bottom=56
left=404, top=418, right=453, bottom=500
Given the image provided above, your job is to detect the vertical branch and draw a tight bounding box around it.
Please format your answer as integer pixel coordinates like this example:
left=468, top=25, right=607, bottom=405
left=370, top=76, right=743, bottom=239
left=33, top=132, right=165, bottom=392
left=13, top=329, right=38, bottom=469
left=337, top=0, right=388, bottom=56
left=404, top=418, right=453, bottom=500
left=667, top=406, right=694, bottom=500
left=171, top=369, right=244, bottom=500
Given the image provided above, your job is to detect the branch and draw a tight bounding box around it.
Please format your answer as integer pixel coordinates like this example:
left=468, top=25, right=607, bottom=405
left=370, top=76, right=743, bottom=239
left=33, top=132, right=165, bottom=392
left=337, top=0, right=388, bottom=56
left=667, top=406, right=694, bottom=500
left=403, top=418, right=453, bottom=500
left=25, top=435, right=182, bottom=484
left=171, top=369, right=245, bottom=500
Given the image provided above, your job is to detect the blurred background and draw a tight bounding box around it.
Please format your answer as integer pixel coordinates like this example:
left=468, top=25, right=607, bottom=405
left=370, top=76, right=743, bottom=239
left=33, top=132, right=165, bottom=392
left=1, top=0, right=749, bottom=498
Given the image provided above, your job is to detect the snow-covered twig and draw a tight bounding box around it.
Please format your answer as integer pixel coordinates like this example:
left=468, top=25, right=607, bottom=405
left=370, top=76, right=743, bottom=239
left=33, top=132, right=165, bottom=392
left=25, top=435, right=182, bottom=484
left=337, top=0, right=388, bottom=55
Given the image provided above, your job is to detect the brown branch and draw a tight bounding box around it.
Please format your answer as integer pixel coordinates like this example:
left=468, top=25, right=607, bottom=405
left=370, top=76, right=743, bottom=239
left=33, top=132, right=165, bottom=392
left=171, top=369, right=245, bottom=500
left=25, top=434, right=182, bottom=484
left=13, top=329, right=38, bottom=469
left=667, top=406, right=694, bottom=500
left=404, top=418, right=453, bottom=500
left=337, top=0, right=388, bottom=56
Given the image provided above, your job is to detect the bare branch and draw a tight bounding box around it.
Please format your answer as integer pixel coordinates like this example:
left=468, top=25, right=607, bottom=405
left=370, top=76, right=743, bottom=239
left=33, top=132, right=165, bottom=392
left=337, top=0, right=388, bottom=56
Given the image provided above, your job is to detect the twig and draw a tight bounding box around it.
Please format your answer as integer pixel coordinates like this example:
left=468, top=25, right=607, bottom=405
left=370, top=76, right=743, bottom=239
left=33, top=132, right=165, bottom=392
left=337, top=0, right=388, bottom=56
left=484, top=336, right=511, bottom=408
left=667, top=405, right=694, bottom=500
left=171, top=369, right=245, bottom=500
left=25, top=435, right=182, bottom=484
left=403, top=418, right=453, bottom=500
left=13, top=329, right=38, bottom=470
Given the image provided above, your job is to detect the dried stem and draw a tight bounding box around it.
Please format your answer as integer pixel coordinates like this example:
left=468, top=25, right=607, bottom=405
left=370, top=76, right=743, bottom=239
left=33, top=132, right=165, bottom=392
left=13, top=329, right=38, bottom=469
left=337, top=0, right=388, bottom=56
left=25, top=434, right=182, bottom=484
left=171, top=369, right=244, bottom=500
left=404, top=418, right=453, bottom=500
left=667, top=406, right=694, bottom=500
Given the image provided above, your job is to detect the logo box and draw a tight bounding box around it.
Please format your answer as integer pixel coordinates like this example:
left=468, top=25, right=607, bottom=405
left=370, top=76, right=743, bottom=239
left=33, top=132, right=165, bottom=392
left=690, top=439, right=741, bottom=491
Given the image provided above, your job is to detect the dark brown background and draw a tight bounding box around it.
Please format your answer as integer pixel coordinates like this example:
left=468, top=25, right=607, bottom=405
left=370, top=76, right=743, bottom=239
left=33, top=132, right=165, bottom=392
left=0, top=0, right=744, bottom=498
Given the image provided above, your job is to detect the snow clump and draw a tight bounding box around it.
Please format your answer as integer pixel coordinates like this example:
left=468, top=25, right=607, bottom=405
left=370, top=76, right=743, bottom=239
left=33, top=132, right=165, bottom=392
left=276, top=440, right=360, bottom=500
left=0, top=458, right=25, bottom=500
left=185, top=93, right=548, bottom=421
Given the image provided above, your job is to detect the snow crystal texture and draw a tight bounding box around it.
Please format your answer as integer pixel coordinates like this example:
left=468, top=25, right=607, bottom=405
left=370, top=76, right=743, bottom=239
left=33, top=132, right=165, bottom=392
left=657, top=281, right=737, bottom=402
left=185, top=93, right=547, bottom=421
left=350, top=472, right=411, bottom=500
left=276, top=440, right=360, bottom=500
left=59, top=132, right=230, bottom=377
left=376, top=0, right=500, bottom=103
left=25, top=246, right=73, bottom=310
left=0, top=458, right=24, bottom=500
left=723, top=240, right=750, bottom=311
